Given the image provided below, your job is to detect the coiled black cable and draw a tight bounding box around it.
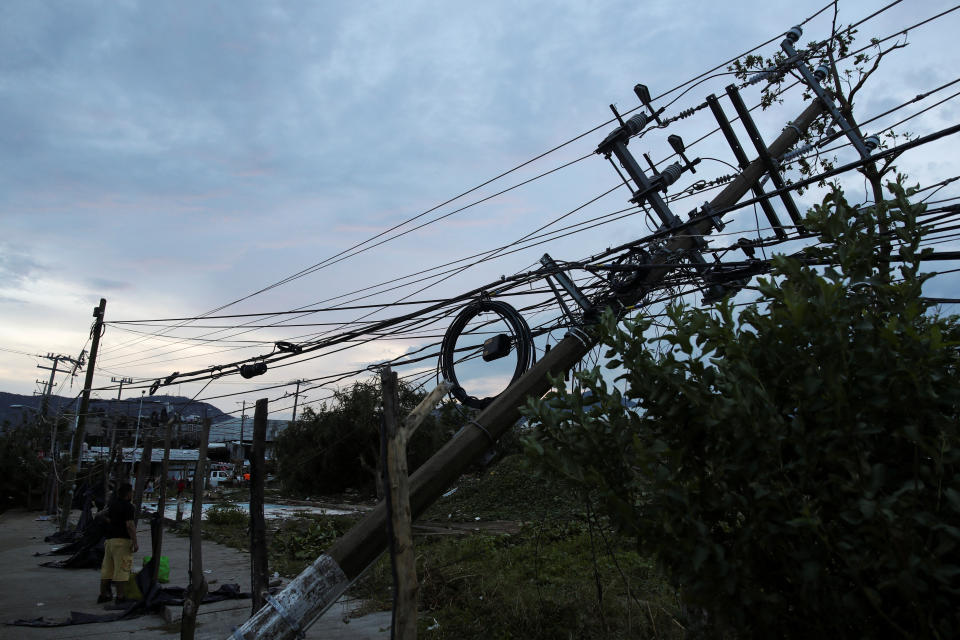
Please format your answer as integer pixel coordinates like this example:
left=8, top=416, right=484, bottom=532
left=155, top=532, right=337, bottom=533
left=439, top=299, right=534, bottom=410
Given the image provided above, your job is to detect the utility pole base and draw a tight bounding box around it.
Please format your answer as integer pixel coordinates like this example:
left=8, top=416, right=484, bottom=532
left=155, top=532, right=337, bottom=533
left=232, top=554, right=349, bottom=640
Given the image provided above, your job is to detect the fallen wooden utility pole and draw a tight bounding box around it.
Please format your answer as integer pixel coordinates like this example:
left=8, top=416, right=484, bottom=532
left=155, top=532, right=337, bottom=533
left=59, top=297, right=107, bottom=531
left=250, top=398, right=269, bottom=614
left=226, top=98, right=826, bottom=640
left=181, top=418, right=211, bottom=640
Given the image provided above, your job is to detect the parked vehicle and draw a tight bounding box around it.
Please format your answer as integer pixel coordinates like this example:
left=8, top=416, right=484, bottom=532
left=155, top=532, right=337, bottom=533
left=208, top=469, right=230, bottom=488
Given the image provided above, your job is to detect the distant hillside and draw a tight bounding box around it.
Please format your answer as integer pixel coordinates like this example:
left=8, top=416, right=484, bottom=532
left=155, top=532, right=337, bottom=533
left=0, top=391, right=229, bottom=427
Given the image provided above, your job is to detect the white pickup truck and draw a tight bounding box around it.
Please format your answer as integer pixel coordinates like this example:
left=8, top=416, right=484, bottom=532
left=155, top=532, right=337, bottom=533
left=208, top=469, right=231, bottom=488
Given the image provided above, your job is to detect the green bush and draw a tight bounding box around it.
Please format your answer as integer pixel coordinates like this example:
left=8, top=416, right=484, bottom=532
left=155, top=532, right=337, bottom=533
left=0, top=419, right=47, bottom=511
left=523, top=183, right=960, bottom=637
left=205, top=502, right=248, bottom=527
left=274, top=378, right=460, bottom=496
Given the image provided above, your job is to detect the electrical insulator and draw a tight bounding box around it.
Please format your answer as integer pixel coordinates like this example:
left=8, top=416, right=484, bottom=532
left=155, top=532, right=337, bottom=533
left=780, top=142, right=815, bottom=163
left=660, top=163, right=683, bottom=187
left=748, top=68, right=776, bottom=85
left=813, top=64, right=830, bottom=82
left=785, top=25, right=802, bottom=43
left=864, top=135, right=880, bottom=151
left=623, top=113, right=649, bottom=136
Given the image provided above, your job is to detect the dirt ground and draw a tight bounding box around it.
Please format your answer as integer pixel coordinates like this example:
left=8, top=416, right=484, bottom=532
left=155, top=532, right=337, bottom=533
left=0, top=508, right=391, bottom=640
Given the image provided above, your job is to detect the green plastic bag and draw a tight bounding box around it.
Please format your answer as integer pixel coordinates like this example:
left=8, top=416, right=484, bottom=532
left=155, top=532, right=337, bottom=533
left=142, top=555, right=170, bottom=583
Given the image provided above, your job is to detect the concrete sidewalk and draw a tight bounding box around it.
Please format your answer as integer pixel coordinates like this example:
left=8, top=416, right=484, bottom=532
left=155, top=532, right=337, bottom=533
left=0, top=509, right=390, bottom=639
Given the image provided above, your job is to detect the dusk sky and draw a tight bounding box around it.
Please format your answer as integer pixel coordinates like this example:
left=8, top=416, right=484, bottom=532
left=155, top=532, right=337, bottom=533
left=2, top=0, right=957, bottom=420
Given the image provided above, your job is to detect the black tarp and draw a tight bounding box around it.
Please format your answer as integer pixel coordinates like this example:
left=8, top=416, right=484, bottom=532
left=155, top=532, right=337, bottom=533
left=7, top=584, right=250, bottom=627
left=37, top=510, right=107, bottom=569
left=10, top=505, right=251, bottom=628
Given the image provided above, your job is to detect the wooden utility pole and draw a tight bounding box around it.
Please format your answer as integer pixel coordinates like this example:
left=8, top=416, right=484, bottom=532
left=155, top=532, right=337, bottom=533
left=133, top=436, right=154, bottom=524
left=240, top=400, right=247, bottom=455
left=108, top=376, right=132, bottom=503
left=250, top=398, right=269, bottom=614
left=227, top=99, right=827, bottom=640
left=290, top=380, right=303, bottom=425
left=102, top=417, right=116, bottom=504
left=59, top=297, right=106, bottom=532
left=152, top=418, right=173, bottom=585
left=181, top=418, right=211, bottom=640
left=37, top=355, right=61, bottom=419
left=37, top=353, right=79, bottom=515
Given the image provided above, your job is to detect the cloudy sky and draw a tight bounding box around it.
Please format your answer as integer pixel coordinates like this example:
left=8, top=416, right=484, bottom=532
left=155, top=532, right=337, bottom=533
left=2, top=0, right=957, bottom=419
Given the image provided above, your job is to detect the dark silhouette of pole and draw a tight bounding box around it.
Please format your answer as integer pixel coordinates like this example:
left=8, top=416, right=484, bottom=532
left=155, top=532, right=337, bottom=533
left=59, top=298, right=106, bottom=531
left=291, top=380, right=302, bottom=425
left=250, top=398, right=269, bottom=614
left=152, top=418, right=173, bottom=585
left=181, top=418, right=211, bottom=640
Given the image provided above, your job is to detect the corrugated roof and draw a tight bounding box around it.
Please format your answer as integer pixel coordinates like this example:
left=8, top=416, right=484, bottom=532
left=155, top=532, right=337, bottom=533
left=83, top=446, right=200, bottom=463
left=208, top=417, right=288, bottom=443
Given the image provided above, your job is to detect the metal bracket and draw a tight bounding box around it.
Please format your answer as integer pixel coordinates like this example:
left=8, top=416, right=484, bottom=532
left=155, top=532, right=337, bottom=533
left=541, top=254, right=592, bottom=324
left=725, top=84, right=805, bottom=231
left=781, top=32, right=872, bottom=158
left=264, top=593, right=306, bottom=640
left=691, top=202, right=725, bottom=233
left=706, top=93, right=787, bottom=239
left=565, top=326, right=592, bottom=349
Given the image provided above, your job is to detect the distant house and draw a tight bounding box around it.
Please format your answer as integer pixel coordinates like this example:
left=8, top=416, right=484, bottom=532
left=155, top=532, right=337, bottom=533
left=209, top=416, right=288, bottom=460
left=83, top=445, right=200, bottom=481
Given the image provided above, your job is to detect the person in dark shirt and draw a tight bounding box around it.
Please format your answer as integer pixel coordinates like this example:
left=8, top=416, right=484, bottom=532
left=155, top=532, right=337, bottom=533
left=98, top=483, right=138, bottom=604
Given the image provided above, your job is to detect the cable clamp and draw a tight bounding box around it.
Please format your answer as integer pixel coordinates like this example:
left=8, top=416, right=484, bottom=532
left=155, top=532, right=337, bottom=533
left=467, top=418, right=496, bottom=444
left=565, top=327, right=592, bottom=349
left=231, top=627, right=246, bottom=640
left=784, top=122, right=803, bottom=137
left=264, top=593, right=305, bottom=640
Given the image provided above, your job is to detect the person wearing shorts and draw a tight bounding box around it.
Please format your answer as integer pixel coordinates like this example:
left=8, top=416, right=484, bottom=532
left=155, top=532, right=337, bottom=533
left=98, top=482, right=139, bottom=604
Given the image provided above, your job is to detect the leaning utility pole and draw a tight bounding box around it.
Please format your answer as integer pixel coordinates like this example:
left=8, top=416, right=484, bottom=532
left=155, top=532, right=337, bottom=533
left=59, top=298, right=107, bottom=532
left=36, top=352, right=77, bottom=514
left=228, top=94, right=828, bottom=640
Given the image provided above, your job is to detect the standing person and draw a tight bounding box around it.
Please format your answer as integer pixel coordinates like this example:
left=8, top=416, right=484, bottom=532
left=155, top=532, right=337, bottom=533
left=98, top=483, right=138, bottom=605
left=176, top=476, right=185, bottom=498
left=144, top=478, right=154, bottom=500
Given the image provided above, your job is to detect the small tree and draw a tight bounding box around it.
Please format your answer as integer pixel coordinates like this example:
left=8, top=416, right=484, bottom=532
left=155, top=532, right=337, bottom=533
left=522, top=183, right=960, bottom=637
left=0, top=419, right=47, bottom=511
left=275, top=378, right=459, bottom=497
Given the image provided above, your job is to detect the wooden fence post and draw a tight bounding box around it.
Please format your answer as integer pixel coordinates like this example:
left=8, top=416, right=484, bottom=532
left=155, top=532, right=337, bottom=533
left=152, top=419, right=173, bottom=585
left=250, top=398, right=269, bottom=614
left=181, top=418, right=211, bottom=640
left=383, top=372, right=452, bottom=640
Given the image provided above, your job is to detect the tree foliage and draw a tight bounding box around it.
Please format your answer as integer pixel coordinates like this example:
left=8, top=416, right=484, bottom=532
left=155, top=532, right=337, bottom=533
left=522, top=183, right=960, bottom=637
left=274, top=378, right=461, bottom=496
left=0, top=420, right=48, bottom=511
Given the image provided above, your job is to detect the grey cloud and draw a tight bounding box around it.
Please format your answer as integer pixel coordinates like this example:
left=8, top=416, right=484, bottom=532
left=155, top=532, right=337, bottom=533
left=0, top=247, right=44, bottom=286
left=85, top=277, right=132, bottom=292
